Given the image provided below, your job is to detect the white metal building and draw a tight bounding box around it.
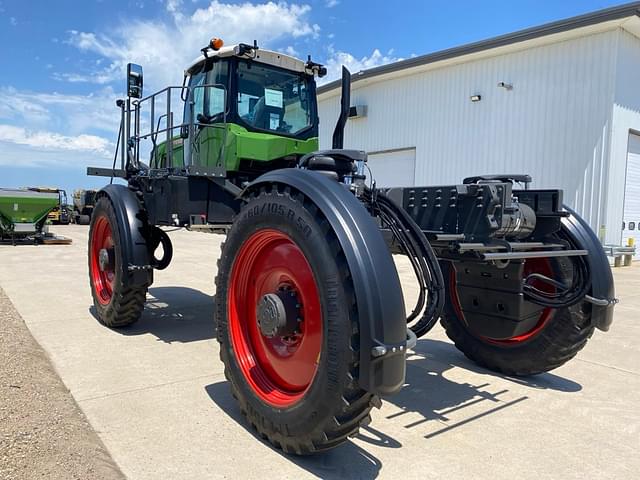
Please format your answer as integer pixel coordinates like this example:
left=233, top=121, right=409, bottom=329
left=317, top=3, right=640, bottom=249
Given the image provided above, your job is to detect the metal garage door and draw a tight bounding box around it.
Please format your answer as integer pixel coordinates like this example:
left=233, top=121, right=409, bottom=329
left=623, top=133, right=640, bottom=259
left=367, top=148, right=416, bottom=188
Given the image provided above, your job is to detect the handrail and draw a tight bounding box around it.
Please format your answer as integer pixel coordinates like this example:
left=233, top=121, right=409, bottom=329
left=137, top=85, right=187, bottom=104
left=125, top=83, right=228, bottom=172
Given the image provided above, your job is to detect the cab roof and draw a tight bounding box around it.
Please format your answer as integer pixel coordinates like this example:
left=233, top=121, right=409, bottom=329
left=185, top=44, right=308, bottom=76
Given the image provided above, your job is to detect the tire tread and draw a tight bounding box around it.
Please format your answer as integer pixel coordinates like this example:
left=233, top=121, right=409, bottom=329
left=441, top=299, right=595, bottom=376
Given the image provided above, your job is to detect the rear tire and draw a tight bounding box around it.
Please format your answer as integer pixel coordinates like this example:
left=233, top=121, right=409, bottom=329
left=441, top=258, right=595, bottom=375
left=215, top=185, right=377, bottom=454
left=78, top=214, right=91, bottom=225
left=88, top=196, right=149, bottom=328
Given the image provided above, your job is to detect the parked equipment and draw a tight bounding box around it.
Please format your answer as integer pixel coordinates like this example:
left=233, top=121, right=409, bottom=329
left=87, top=39, right=618, bottom=453
left=73, top=189, right=97, bottom=224
left=0, top=187, right=58, bottom=243
left=29, top=187, right=71, bottom=225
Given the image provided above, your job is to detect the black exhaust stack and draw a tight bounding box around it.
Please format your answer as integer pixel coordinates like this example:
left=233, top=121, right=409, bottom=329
left=332, top=66, right=351, bottom=149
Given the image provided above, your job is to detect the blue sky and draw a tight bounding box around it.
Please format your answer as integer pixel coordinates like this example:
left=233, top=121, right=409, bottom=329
left=0, top=0, right=632, bottom=195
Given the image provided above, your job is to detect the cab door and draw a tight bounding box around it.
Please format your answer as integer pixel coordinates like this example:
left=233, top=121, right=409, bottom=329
left=187, top=60, right=229, bottom=171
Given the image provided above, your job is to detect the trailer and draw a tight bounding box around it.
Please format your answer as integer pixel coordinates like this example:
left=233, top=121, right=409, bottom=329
left=0, top=188, right=59, bottom=244
left=86, top=38, right=617, bottom=454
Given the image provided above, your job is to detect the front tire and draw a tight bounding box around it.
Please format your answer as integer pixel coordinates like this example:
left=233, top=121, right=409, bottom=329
left=215, top=185, right=377, bottom=454
left=88, top=196, right=149, bottom=328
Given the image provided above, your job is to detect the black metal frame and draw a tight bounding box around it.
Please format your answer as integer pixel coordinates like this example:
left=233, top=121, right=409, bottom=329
left=385, top=181, right=588, bottom=263
left=445, top=259, right=547, bottom=340
left=133, top=175, right=240, bottom=228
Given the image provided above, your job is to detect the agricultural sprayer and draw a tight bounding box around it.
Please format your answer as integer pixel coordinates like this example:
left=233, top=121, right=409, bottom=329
left=87, top=38, right=617, bottom=454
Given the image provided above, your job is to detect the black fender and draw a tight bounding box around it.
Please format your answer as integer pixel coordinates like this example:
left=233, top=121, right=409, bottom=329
left=98, top=184, right=153, bottom=288
left=561, top=205, right=616, bottom=331
left=244, top=169, right=407, bottom=396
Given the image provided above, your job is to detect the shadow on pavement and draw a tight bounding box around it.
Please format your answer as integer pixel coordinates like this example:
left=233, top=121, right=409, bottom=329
left=89, top=286, right=215, bottom=343
left=205, top=381, right=386, bottom=479
left=412, top=338, right=583, bottom=392
left=383, top=338, right=581, bottom=439
left=204, top=337, right=583, bottom=476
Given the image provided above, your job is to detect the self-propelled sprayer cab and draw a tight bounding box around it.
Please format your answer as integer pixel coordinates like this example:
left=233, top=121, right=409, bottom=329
left=123, top=38, right=328, bottom=184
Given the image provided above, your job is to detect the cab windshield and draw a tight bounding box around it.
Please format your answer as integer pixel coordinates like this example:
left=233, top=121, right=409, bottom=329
left=237, top=60, right=313, bottom=136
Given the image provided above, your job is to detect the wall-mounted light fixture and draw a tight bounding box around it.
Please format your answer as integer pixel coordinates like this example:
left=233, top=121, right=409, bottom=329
left=348, top=105, right=367, bottom=119
left=470, top=94, right=482, bottom=102
left=498, top=81, right=513, bottom=90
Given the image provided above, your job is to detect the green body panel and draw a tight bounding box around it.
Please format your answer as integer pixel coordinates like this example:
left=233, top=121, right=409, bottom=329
left=0, top=188, right=59, bottom=233
left=154, top=123, right=318, bottom=172
left=154, top=137, right=185, bottom=168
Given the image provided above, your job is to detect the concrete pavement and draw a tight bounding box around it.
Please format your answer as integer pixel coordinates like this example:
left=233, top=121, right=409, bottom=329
left=0, top=225, right=638, bottom=479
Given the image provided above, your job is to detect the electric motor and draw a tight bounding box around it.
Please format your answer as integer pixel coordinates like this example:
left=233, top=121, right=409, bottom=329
left=494, top=201, right=536, bottom=239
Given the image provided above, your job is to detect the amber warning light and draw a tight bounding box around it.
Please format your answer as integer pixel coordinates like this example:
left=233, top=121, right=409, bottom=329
left=210, top=38, right=224, bottom=50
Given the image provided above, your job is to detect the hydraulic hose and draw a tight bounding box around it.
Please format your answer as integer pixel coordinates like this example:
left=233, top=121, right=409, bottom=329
left=520, top=223, right=592, bottom=309
left=522, top=252, right=591, bottom=308
left=363, top=187, right=445, bottom=338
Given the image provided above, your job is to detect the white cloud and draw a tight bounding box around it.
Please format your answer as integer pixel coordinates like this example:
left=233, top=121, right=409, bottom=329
left=9, top=16, right=17, bottom=26
left=0, top=91, right=51, bottom=125
left=284, top=45, right=299, bottom=57
left=325, top=0, right=339, bottom=7
left=0, top=124, right=111, bottom=157
left=0, top=87, right=120, bottom=136
left=61, top=1, right=321, bottom=90
left=321, top=47, right=401, bottom=84
left=0, top=144, right=114, bottom=178
left=166, top=0, right=183, bottom=14
left=54, top=1, right=399, bottom=93
left=53, top=71, right=117, bottom=84
left=0, top=84, right=120, bottom=174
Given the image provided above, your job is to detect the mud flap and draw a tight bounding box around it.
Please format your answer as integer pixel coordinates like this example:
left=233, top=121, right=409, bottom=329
left=244, top=169, right=407, bottom=396
left=561, top=205, right=616, bottom=331
left=98, top=184, right=153, bottom=288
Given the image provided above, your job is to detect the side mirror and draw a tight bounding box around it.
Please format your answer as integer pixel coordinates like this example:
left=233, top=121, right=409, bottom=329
left=127, top=63, right=143, bottom=99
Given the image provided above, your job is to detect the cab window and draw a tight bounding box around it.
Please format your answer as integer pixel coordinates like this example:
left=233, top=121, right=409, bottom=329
left=184, top=60, right=229, bottom=123
left=236, top=60, right=312, bottom=135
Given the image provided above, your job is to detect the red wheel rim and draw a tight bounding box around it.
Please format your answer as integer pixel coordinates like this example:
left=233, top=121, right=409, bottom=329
left=228, top=229, right=322, bottom=407
left=450, top=258, right=555, bottom=345
left=90, top=216, right=116, bottom=306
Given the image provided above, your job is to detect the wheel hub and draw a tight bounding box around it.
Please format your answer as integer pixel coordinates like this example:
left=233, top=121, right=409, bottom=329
left=98, top=247, right=114, bottom=272
left=257, top=288, right=300, bottom=338
left=227, top=229, right=323, bottom=406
